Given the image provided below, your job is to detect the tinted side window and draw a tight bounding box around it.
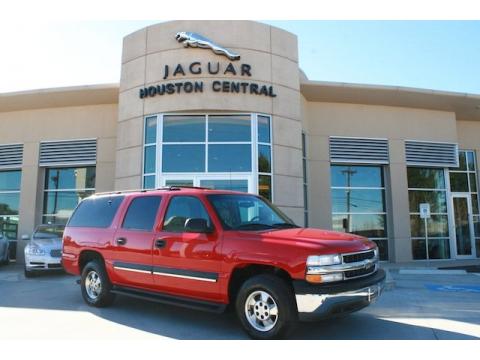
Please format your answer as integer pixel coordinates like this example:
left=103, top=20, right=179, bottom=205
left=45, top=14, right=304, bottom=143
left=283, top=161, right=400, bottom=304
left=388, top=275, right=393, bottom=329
left=163, top=196, right=211, bottom=233
left=68, top=196, right=124, bottom=228
left=122, top=196, right=162, bottom=231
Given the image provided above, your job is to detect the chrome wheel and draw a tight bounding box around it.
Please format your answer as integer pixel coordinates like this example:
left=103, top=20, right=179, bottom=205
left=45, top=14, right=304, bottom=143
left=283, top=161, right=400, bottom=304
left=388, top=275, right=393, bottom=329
left=85, top=270, right=102, bottom=300
left=244, top=290, right=279, bottom=332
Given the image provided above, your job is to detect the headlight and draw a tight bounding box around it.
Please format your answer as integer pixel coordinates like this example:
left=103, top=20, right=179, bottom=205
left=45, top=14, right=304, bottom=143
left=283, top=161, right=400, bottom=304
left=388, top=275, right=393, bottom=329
left=306, top=254, right=343, bottom=284
left=307, top=254, right=342, bottom=266
left=26, top=244, right=45, bottom=256
left=373, top=247, right=379, bottom=260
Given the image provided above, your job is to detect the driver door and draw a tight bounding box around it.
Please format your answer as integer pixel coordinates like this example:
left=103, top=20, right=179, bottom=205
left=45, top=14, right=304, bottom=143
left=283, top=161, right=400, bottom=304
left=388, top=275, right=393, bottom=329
left=152, top=195, right=222, bottom=302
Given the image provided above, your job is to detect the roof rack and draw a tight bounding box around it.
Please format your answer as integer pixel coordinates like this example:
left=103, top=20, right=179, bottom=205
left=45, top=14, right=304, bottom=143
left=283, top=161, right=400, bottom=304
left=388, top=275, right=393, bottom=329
left=89, top=186, right=211, bottom=197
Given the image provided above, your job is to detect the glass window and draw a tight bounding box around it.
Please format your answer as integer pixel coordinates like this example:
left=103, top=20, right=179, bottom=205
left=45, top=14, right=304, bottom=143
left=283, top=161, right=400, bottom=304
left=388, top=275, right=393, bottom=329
left=163, top=196, right=211, bottom=233
left=332, top=189, right=385, bottom=213
left=208, top=144, right=251, bottom=172
left=200, top=179, right=249, bottom=192
left=258, top=145, right=271, bottom=173
left=43, top=191, right=94, bottom=221
left=122, top=196, right=162, bottom=231
left=144, top=175, right=155, bottom=189
left=0, top=171, right=21, bottom=191
left=145, top=116, right=157, bottom=144
left=43, top=167, right=96, bottom=224
left=407, top=168, right=445, bottom=189
left=408, top=167, right=449, bottom=260
left=332, top=214, right=387, bottom=238
left=408, top=190, right=447, bottom=213
left=207, top=194, right=294, bottom=230
left=467, top=151, right=476, bottom=171
left=144, top=146, right=156, bottom=174
left=331, top=165, right=388, bottom=260
left=208, top=116, right=251, bottom=142
left=410, top=214, right=449, bottom=238
left=331, top=166, right=383, bottom=188
left=0, top=193, right=20, bottom=215
left=162, top=145, right=205, bottom=173
left=45, top=168, right=95, bottom=190
left=470, top=173, right=478, bottom=193
left=258, top=115, right=270, bottom=143
left=259, top=175, right=272, bottom=201
left=163, top=115, right=205, bottom=142
left=68, top=196, right=124, bottom=228
left=449, top=173, right=468, bottom=192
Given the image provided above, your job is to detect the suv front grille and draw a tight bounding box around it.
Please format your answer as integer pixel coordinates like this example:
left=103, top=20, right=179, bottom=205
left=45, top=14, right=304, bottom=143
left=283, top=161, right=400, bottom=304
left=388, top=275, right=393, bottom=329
left=344, top=264, right=376, bottom=279
left=343, top=250, right=375, bottom=264
left=50, top=250, right=62, bottom=258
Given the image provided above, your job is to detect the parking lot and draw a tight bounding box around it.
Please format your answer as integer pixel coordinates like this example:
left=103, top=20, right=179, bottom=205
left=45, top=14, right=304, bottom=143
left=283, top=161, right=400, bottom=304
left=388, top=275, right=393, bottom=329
left=0, top=264, right=479, bottom=340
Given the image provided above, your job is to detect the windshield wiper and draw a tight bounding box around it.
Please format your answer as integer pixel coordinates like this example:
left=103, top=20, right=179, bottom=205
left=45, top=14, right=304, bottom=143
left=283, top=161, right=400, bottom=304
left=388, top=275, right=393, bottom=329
left=272, top=223, right=300, bottom=229
left=233, top=223, right=275, bottom=230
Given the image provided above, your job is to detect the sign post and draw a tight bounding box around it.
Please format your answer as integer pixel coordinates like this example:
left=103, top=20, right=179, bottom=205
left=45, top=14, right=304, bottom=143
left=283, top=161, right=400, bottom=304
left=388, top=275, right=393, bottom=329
left=419, top=203, right=431, bottom=261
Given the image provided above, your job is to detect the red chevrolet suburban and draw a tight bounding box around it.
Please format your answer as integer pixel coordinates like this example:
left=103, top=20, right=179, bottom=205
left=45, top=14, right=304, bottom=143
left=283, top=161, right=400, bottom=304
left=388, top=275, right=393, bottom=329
left=62, top=187, right=385, bottom=339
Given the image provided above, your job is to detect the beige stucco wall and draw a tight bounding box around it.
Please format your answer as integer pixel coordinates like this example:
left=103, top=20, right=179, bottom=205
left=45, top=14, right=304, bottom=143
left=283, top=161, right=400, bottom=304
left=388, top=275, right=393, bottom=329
left=117, top=20, right=304, bottom=224
left=0, top=104, right=118, bottom=260
left=457, top=120, right=480, bottom=168
left=303, top=101, right=458, bottom=262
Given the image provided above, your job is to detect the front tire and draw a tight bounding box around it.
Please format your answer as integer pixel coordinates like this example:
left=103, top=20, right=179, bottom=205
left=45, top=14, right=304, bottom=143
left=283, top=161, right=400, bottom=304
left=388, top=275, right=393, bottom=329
left=235, top=274, right=297, bottom=339
left=80, top=260, right=115, bottom=307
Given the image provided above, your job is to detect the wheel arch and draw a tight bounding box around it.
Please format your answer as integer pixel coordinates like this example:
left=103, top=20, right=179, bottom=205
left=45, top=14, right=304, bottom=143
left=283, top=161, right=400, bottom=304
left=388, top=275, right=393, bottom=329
left=228, top=263, right=295, bottom=304
left=78, top=249, right=106, bottom=272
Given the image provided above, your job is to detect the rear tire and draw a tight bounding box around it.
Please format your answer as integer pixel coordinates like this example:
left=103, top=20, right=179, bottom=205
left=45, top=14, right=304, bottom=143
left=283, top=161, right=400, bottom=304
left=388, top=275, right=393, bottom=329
left=80, top=260, right=115, bottom=307
left=235, top=274, right=297, bottom=340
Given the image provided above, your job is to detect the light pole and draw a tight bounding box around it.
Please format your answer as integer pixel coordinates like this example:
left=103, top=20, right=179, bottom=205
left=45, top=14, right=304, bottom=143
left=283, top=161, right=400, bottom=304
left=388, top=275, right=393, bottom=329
left=341, top=167, right=357, bottom=232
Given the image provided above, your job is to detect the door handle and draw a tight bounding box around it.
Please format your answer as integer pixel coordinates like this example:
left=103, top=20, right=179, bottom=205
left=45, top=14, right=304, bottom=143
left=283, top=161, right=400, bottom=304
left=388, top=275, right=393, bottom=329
left=116, top=237, right=127, bottom=246
left=155, top=239, right=166, bottom=248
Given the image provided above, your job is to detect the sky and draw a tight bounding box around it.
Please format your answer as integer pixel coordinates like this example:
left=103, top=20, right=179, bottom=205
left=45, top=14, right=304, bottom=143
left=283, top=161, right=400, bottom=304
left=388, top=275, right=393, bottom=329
left=0, top=20, right=479, bottom=94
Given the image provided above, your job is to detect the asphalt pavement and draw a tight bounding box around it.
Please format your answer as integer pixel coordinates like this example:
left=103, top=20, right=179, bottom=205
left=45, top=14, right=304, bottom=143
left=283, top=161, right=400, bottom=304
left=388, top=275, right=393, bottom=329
left=0, top=264, right=479, bottom=340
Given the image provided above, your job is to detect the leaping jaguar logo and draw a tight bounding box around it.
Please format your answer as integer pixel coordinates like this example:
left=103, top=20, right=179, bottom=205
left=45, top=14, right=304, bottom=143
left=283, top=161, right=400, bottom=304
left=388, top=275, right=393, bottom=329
left=175, top=32, right=240, bottom=61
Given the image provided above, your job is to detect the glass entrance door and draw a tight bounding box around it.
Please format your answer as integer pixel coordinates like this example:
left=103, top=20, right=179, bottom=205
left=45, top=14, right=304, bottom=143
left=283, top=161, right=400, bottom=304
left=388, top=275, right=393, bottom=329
left=451, top=194, right=475, bottom=258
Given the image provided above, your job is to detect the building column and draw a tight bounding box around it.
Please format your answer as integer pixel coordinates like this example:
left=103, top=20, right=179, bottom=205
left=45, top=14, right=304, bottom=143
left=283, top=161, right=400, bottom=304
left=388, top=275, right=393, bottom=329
left=307, top=135, right=332, bottom=229
left=388, top=139, right=412, bottom=262
left=16, top=142, right=41, bottom=263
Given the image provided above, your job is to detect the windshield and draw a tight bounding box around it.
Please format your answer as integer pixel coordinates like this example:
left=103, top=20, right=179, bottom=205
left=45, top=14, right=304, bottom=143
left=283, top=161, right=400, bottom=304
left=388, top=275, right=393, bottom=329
left=207, top=194, right=298, bottom=231
left=33, top=226, right=65, bottom=239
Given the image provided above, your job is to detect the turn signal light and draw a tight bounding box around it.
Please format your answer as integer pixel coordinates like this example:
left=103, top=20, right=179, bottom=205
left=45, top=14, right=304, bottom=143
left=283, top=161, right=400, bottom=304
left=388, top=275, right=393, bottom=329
left=306, top=272, right=343, bottom=284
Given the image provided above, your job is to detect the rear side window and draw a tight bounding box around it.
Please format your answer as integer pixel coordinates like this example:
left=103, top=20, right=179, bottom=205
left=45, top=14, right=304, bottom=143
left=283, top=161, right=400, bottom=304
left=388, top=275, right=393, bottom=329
left=163, top=196, right=211, bottom=233
left=68, top=196, right=124, bottom=228
left=122, top=196, right=162, bottom=231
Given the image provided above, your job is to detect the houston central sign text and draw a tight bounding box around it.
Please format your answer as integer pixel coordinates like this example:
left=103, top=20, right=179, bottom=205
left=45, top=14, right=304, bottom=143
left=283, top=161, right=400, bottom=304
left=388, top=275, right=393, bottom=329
left=139, top=61, right=277, bottom=99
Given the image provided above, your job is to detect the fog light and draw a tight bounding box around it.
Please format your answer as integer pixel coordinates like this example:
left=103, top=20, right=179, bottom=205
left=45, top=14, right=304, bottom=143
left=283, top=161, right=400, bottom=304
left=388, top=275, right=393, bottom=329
left=306, top=272, right=343, bottom=284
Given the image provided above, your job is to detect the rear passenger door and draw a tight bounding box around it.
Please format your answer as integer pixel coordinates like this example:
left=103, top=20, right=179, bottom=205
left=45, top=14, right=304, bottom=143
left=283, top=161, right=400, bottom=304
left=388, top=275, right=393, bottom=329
left=152, top=195, right=222, bottom=302
left=110, top=195, right=162, bottom=290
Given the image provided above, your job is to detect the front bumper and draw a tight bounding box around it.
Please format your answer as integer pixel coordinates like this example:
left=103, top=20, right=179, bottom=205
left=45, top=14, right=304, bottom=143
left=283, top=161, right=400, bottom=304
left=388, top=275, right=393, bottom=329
left=294, top=269, right=386, bottom=321
left=25, top=253, right=63, bottom=271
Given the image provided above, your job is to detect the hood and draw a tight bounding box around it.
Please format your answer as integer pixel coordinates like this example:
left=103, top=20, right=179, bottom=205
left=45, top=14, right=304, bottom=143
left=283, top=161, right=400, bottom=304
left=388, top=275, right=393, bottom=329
left=31, top=237, right=62, bottom=249
left=259, top=228, right=376, bottom=254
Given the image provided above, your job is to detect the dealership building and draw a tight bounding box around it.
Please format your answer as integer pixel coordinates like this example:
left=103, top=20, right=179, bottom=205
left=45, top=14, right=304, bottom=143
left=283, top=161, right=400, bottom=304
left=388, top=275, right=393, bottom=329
left=1, top=20, right=480, bottom=263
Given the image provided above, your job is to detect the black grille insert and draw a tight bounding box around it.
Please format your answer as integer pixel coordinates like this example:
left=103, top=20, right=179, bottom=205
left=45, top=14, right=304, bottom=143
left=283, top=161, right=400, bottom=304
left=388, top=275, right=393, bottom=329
left=344, top=265, right=376, bottom=279
left=343, top=250, right=374, bottom=264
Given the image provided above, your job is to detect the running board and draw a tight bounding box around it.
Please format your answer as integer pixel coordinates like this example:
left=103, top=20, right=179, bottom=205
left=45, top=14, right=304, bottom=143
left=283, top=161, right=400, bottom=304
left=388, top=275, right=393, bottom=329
left=111, top=286, right=227, bottom=314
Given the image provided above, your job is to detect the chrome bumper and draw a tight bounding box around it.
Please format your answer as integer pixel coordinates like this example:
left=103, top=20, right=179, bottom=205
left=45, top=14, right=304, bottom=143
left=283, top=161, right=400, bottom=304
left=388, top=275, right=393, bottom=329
left=294, top=269, right=385, bottom=321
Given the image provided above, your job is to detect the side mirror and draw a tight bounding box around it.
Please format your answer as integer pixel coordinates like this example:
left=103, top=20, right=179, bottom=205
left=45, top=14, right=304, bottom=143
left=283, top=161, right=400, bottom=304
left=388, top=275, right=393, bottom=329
left=184, top=218, right=211, bottom=233
left=21, top=234, right=30, bottom=241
